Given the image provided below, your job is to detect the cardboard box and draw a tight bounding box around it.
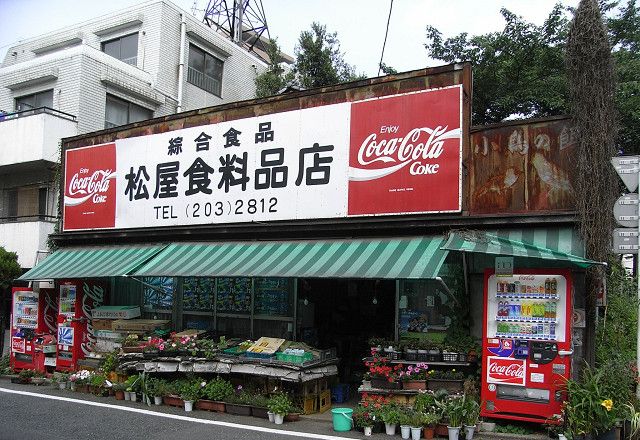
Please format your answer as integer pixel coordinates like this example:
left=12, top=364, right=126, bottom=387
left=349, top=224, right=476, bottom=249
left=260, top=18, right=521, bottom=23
left=112, top=319, right=170, bottom=332
left=92, top=306, right=141, bottom=320
left=92, top=319, right=114, bottom=331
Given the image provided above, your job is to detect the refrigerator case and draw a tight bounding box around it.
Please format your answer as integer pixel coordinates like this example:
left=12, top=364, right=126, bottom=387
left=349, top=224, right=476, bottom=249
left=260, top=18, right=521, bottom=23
left=56, top=280, right=108, bottom=371
left=10, top=287, right=59, bottom=372
left=480, top=269, right=573, bottom=423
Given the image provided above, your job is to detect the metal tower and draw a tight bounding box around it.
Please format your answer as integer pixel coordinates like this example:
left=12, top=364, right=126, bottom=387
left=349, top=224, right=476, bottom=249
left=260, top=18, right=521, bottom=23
left=203, top=0, right=270, bottom=53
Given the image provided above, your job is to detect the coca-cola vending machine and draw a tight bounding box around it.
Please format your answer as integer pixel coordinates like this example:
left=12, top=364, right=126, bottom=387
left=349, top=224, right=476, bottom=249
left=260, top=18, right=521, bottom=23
left=10, top=287, right=59, bottom=372
left=56, top=280, right=108, bottom=371
left=481, top=269, right=573, bottom=423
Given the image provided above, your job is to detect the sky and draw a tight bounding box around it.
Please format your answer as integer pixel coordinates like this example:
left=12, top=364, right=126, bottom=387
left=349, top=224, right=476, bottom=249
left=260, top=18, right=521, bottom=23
left=0, top=0, right=579, bottom=77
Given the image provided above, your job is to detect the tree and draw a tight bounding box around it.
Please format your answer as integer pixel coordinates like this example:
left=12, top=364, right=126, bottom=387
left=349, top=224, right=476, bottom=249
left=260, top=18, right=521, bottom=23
left=424, top=1, right=640, bottom=155
left=566, top=0, right=617, bottom=366
left=254, top=39, right=293, bottom=98
left=0, top=247, right=21, bottom=291
left=294, top=22, right=362, bottom=89
left=424, top=5, right=570, bottom=125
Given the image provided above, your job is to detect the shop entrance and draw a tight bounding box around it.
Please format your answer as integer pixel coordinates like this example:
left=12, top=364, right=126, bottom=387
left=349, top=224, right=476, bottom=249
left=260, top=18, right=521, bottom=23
left=297, top=278, right=396, bottom=383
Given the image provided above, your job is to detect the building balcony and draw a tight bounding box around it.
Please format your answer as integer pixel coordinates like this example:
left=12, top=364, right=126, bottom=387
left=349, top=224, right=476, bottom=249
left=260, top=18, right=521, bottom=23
left=0, top=107, right=77, bottom=169
left=0, top=218, right=56, bottom=269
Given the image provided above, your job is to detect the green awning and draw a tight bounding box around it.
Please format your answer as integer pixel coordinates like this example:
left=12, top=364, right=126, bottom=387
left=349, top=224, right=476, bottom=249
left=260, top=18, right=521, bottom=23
left=441, top=229, right=601, bottom=267
left=132, top=236, right=449, bottom=279
left=18, top=245, right=167, bottom=280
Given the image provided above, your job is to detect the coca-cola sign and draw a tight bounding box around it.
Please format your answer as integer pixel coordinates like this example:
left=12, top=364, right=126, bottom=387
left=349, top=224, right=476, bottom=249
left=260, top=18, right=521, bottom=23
left=487, top=356, right=527, bottom=386
left=61, top=84, right=464, bottom=231
left=63, top=143, right=116, bottom=231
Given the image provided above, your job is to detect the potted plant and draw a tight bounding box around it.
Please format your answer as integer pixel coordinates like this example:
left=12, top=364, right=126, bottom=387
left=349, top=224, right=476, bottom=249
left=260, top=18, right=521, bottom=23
left=249, top=393, right=271, bottom=419
left=69, top=370, right=93, bottom=393
left=409, top=411, right=424, bottom=440
left=463, top=398, right=480, bottom=440
left=162, top=380, right=184, bottom=407
left=89, top=373, right=108, bottom=396
left=427, top=369, right=465, bottom=393
left=268, top=393, right=294, bottom=425
left=353, top=405, right=375, bottom=436
left=443, top=396, right=465, bottom=440
left=422, top=411, right=441, bottom=439
left=381, top=404, right=401, bottom=435
left=16, top=369, right=35, bottom=384
left=179, top=380, right=202, bottom=412
left=54, top=372, right=70, bottom=390
left=400, top=363, right=429, bottom=390
left=112, top=382, right=127, bottom=400
left=362, top=372, right=372, bottom=389
left=284, top=406, right=303, bottom=422
left=143, top=377, right=164, bottom=405
left=225, top=386, right=254, bottom=416
left=198, top=377, right=233, bottom=412
left=365, top=351, right=403, bottom=389
left=399, top=409, right=413, bottom=439
left=124, top=374, right=140, bottom=401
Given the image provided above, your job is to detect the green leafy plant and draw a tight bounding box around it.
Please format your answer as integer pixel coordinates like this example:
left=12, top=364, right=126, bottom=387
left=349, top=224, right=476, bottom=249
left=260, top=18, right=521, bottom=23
left=463, top=398, right=481, bottom=426
left=90, top=374, right=106, bottom=387
left=428, top=369, right=465, bottom=380
left=101, top=351, right=118, bottom=374
left=217, top=336, right=228, bottom=350
left=123, top=374, right=140, bottom=392
left=381, top=404, right=402, bottom=425
left=179, top=380, right=203, bottom=402
left=0, top=355, right=11, bottom=375
left=353, top=405, right=375, bottom=428
left=421, top=411, right=441, bottom=427
left=441, top=396, right=465, bottom=428
left=18, top=369, right=36, bottom=379
left=202, top=377, right=233, bottom=401
left=267, top=393, right=294, bottom=415
left=250, top=393, right=270, bottom=408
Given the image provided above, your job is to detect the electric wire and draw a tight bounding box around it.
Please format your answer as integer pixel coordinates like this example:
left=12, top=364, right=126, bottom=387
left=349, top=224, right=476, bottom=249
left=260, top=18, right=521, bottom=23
left=377, top=0, right=394, bottom=76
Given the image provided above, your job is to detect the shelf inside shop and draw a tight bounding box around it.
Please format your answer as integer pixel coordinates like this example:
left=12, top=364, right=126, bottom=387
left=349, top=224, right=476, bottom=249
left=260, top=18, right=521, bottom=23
left=496, top=294, right=559, bottom=300
left=496, top=317, right=557, bottom=323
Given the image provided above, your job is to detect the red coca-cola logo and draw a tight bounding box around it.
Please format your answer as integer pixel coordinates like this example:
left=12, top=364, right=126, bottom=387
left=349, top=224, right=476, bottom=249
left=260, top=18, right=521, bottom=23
left=63, top=143, right=117, bottom=231
left=347, top=86, right=462, bottom=216
left=487, top=356, right=526, bottom=386
left=11, top=337, right=25, bottom=353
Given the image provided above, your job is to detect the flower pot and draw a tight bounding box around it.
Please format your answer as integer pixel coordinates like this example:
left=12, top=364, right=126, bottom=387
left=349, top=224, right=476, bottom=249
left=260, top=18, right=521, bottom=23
left=364, top=426, right=373, bottom=436
left=163, top=395, right=184, bottom=408
left=401, top=425, right=411, bottom=439
left=447, top=426, right=461, bottom=440
left=115, top=390, right=125, bottom=400
left=385, top=423, right=397, bottom=435
left=154, top=396, right=163, bottom=405
left=251, top=406, right=269, bottom=419
left=464, top=425, right=476, bottom=440
left=69, top=382, right=76, bottom=391
left=411, top=427, right=422, bottom=440
left=284, top=412, right=300, bottom=422
left=595, top=428, right=618, bottom=440
left=274, top=413, right=285, bottom=425
left=435, top=423, right=449, bottom=437
left=479, top=421, right=495, bottom=432
left=371, top=377, right=401, bottom=390
left=124, top=391, right=131, bottom=401
left=362, top=380, right=372, bottom=389
left=143, top=349, right=160, bottom=359
left=58, top=382, right=67, bottom=390
left=268, top=411, right=275, bottom=422
left=225, top=403, right=252, bottom=416
left=427, top=379, right=464, bottom=393
left=423, top=426, right=435, bottom=439
left=184, top=400, right=194, bottom=412
left=196, top=399, right=226, bottom=412
left=402, top=380, right=427, bottom=390
left=558, top=435, right=567, bottom=440
left=129, top=392, right=137, bottom=402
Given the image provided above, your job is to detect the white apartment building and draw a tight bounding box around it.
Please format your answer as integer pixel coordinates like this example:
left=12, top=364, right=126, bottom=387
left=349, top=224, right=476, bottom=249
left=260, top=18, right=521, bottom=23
left=0, top=0, right=268, bottom=270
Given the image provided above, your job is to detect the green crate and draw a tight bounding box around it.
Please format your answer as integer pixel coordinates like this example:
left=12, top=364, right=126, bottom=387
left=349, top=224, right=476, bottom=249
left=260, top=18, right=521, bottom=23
left=223, top=346, right=246, bottom=356
left=276, top=352, right=313, bottom=363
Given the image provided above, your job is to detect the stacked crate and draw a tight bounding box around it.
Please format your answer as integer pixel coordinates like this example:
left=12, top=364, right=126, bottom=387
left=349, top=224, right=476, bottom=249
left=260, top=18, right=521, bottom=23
left=91, top=306, right=141, bottom=354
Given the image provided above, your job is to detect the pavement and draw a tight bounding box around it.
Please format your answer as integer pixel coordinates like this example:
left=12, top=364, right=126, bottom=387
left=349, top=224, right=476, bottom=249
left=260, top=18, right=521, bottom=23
left=0, top=377, right=550, bottom=440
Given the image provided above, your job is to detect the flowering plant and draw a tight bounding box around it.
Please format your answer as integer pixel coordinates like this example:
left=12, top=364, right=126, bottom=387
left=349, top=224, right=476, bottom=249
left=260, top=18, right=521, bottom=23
left=142, top=337, right=165, bottom=352
left=360, top=393, right=390, bottom=420
left=398, top=363, right=429, bottom=381
left=69, top=370, right=93, bottom=384
left=365, top=351, right=403, bottom=382
left=353, top=405, right=375, bottom=428
left=428, top=369, right=464, bottom=380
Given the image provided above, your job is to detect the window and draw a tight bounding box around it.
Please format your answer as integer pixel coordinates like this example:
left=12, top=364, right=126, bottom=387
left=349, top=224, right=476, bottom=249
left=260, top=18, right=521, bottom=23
left=15, top=89, right=53, bottom=112
left=187, top=44, right=223, bottom=96
left=101, top=33, right=138, bottom=66
left=104, top=94, right=152, bottom=129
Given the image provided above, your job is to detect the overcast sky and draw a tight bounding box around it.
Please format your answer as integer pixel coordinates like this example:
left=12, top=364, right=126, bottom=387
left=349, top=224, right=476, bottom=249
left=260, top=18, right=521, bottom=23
left=0, top=0, right=579, bottom=76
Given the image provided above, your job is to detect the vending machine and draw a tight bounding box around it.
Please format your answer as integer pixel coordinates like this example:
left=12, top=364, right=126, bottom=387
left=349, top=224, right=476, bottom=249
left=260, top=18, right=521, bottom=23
left=56, top=280, right=108, bottom=371
left=481, top=269, right=573, bottom=423
left=10, top=287, right=59, bottom=372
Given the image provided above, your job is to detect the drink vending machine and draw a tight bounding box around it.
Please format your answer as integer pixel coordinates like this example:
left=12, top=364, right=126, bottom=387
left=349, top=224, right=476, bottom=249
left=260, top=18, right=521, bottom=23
left=481, top=269, right=573, bottom=423
left=10, top=287, right=59, bottom=372
left=56, top=280, right=108, bottom=371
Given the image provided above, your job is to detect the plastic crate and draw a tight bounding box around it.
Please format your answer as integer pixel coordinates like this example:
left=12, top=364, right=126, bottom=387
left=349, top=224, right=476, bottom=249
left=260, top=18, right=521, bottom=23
left=427, top=353, right=442, bottom=362
left=319, top=389, right=331, bottom=413
left=457, top=352, right=468, bottom=362
left=245, top=351, right=274, bottom=359
left=222, top=346, right=246, bottom=356
left=442, top=352, right=457, bottom=362
left=404, top=351, right=417, bottom=361
left=331, top=384, right=350, bottom=403
left=276, top=352, right=313, bottom=363
left=320, top=347, right=337, bottom=360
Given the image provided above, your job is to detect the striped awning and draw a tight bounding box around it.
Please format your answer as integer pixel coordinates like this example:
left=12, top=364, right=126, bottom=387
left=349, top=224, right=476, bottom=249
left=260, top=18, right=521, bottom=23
left=441, top=229, right=601, bottom=267
left=18, top=245, right=166, bottom=280
left=132, top=236, right=449, bottom=279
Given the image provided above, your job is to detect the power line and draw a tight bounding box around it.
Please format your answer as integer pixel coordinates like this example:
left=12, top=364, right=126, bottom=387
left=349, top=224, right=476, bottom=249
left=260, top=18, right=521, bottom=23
left=377, top=0, right=394, bottom=76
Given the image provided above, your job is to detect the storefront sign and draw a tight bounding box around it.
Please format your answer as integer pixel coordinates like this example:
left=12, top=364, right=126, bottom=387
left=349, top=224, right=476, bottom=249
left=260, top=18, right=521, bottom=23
left=63, top=86, right=463, bottom=231
left=486, top=356, right=526, bottom=386
left=11, top=337, right=25, bottom=353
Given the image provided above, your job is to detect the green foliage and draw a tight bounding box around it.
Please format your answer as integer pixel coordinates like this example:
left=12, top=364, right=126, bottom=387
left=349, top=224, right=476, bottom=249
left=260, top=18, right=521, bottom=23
left=414, top=392, right=439, bottom=414
left=0, top=246, right=21, bottom=290
left=144, top=377, right=165, bottom=398
left=441, top=396, right=465, bottom=427
left=0, top=355, right=10, bottom=375
left=254, top=38, right=294, bottom=98
left=124, top=374, right=140, bottom=392
left=463, top=398, right=481, bottom=426
left=179, top=379, right=203, bottom=402
left=202, top=377, right=234, bottom=401
left=381, top=405, right=401, bottom=425
left=267, top=393, right=294, bottom=415
left=101, top=351, right=118, bottom=374
left=494, top=423, right=535, bottom=435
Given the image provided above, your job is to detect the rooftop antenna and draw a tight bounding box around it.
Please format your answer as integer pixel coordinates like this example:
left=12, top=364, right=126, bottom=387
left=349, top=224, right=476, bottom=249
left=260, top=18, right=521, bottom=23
left=202, top=0, right=270, bottom=54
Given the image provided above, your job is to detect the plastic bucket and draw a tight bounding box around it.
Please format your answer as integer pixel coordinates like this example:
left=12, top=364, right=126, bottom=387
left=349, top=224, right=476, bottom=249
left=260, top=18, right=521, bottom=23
left=331, top=408, right=353, bottom=432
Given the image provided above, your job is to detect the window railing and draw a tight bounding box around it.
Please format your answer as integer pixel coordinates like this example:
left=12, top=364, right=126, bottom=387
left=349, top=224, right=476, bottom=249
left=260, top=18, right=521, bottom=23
left=0, top=107, right=76, bottom=124
left=187, top=66, right=221, bottom=96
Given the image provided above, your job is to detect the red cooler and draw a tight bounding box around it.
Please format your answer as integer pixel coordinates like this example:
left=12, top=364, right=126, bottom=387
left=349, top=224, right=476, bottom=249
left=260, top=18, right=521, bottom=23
left=481, top=269, right=573, bottom=423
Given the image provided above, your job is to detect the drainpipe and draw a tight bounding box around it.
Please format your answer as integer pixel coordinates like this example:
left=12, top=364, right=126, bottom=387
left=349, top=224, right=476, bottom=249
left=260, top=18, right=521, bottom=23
left=176, top=13, right=187, bottom=113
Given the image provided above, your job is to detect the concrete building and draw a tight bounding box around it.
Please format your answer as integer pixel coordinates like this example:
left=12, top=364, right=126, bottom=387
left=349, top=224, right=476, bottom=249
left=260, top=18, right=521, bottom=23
left=0, top=0, right=268, bottom=271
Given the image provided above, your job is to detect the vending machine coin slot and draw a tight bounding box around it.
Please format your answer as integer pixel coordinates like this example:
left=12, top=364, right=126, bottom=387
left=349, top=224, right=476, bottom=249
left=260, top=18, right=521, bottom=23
left=529, top=341, right=557, bottom=364
left=514, top=340, right=529, bottom=359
